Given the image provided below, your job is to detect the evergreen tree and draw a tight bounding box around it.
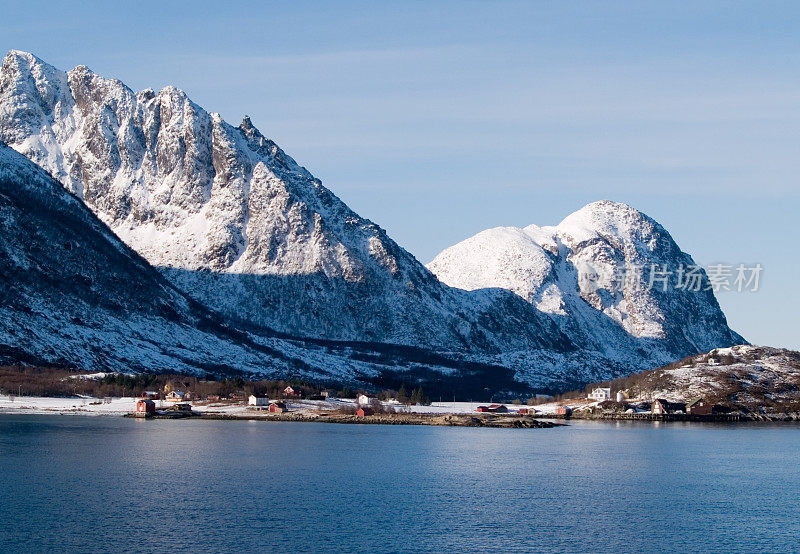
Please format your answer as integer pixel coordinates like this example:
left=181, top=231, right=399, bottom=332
left=410, top=386, right=430, bottom=406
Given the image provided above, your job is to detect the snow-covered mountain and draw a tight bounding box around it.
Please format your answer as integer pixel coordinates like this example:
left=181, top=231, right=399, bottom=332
left=0, top=50, right=566, bottom=355
left=429, top=200, right=745, bottom=376
left=0, top=51, right=745, bottom=390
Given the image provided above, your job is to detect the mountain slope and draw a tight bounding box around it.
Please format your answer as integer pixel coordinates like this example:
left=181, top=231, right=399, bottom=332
left=429, top=201, right=745, bottom=372
left=0, top=141, right=290, bottom=374
left=0, top=142, right=548, bottom=397
left=0, top=50, right=568, bottom=355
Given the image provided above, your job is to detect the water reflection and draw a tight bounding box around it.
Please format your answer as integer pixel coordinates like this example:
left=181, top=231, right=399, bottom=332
left=0, top=416, right=798, bottom=552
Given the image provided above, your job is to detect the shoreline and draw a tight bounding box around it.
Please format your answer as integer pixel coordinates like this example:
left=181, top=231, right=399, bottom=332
left=1, top=395, right=798, bottom=425
left=3, top=406, right=798, bottom=427
left=133, top=411, right=563, bottom=428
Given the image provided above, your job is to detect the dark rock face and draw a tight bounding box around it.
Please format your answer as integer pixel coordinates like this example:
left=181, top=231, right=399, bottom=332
left=0, top=142, right=274, bottom=373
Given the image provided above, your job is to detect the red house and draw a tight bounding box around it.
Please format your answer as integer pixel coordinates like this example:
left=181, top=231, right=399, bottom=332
left=135, top=399, right=155, bottom=415
left=357, top=407, right=374, bottom=417
left=269, top=402, right=287, bottom=413
left=283, top=386, right=299, bottom=397
left=477, top=405, right=509, bottom=413
left=652, top=399, right=686, bottom=415
left=518, top=408, right=529, bottom=414
left=556, top=406, right=572, bottom=416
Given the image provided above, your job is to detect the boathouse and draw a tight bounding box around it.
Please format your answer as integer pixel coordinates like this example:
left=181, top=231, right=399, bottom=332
left=269, top=402, right=288, bottom=413
left=135, top=399, right=155, bottom=415
left=357, top=407, right=374, bottom=417
left=651, top=399, right=686, bottom=415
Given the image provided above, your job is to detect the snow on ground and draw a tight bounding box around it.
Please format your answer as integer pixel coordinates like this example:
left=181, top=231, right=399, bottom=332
left=0, top=395, right=136, bottom=415
left=0, top=396, right=558, bottom=417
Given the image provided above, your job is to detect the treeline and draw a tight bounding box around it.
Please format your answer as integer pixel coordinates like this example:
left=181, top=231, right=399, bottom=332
left=0, top=365, right=433, bottom=404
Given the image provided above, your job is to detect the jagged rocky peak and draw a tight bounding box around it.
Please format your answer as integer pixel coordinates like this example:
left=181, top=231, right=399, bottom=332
left=0, top=49, right=376, bottom=278
left=1, top=141, right=506, bottom=386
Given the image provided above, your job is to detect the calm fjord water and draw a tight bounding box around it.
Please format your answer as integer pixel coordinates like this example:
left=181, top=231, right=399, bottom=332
left=0, top=415, right=798, bottom=553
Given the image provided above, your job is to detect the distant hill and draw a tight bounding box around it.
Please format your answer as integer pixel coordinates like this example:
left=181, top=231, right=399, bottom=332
left=578, top=345, right=800, bottom=416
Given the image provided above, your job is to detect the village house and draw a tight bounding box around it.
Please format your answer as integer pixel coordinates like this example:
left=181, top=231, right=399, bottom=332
left=357, top=407, right=374, bottom=417
left=476, top=404, right=508, bottom=413
left=556, top=406, right=572, bottom=416
left=135, top=398, right=156, bottom=415
left=165, top=391, right=187, bottom=403
left=140, top=391, right=159, bottom=400
left=686, top=398, right=713, bottom=415
left=651, top=399, right=687, bottom=415
left=248, top=395, right=270, bottom=407
left=357, top=394, right=374, bottom=406
left=321, top=389, right=337, bottom=399
left=283, top=386, right=299, bottom=397
left=269, top=402, right=287, bottom=413
left=588, top=388, right=612, bottom=402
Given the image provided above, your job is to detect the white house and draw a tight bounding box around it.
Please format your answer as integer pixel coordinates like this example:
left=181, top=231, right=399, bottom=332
left=587, top=388, right=612, bottom=402
left=165, top=391, right=187, bottom=403
left=248, top=395, right=270, bottom=406
left=357, top=394, right=373, bottom=406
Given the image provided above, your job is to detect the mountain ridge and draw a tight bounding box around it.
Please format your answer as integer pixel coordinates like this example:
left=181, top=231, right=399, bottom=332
left=0, top=49, right=570, bottom=356
left=0, top=50, right=745, bottom=389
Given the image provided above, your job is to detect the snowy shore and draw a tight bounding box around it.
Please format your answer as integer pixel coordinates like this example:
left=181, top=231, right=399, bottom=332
left=0, top=395, right=537, bottom=417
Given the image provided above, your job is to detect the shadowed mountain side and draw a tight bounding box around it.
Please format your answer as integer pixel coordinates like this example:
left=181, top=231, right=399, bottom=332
left=159, top=268, right=576, bottom=354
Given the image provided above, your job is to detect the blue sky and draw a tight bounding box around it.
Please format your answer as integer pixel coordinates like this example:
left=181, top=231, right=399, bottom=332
left=3, top=1, right=798, bottom=349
